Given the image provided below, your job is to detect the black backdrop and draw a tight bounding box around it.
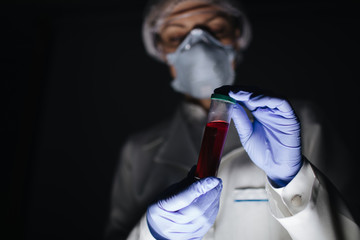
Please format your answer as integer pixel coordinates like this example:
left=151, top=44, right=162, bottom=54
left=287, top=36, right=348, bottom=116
left=3, top=0, right=360, bottom=239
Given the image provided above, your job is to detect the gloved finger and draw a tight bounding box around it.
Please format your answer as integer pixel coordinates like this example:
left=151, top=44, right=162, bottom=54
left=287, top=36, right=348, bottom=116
left=247, top=95, right=293, bottom=113
left=229, top=90, right=255, bottom=110
left=160, top=179, right=222, bottom=224
left=246, top=97, right=299, bottom=133
left=191, top=204, right=219, bottom=236
left=166, top=193, right=220, bottom=235
left=156, top=188, right=221, bottom=230
left=176, top=181, right=222, bottom=223
left=193, top=191, right=220, bottom=227
left=159, top=177, right=222, bottom=212
left=231, top=103, right=253, bottom=144
left=228, top=90, right=252, bottom=101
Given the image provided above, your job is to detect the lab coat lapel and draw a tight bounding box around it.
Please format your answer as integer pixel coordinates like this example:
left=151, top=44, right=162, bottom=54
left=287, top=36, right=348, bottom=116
left=154, top=109, right=198, bottom=172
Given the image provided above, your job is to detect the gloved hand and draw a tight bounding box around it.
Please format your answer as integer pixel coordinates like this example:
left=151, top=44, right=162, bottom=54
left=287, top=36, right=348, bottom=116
left=216, top=86, right=302, bottom=187
left=146, top=177, right=222, bottom=240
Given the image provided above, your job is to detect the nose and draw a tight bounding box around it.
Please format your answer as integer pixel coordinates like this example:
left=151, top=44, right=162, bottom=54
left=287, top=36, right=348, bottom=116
left=184, top=28, right=213, bottom=50
left=192, top=25, right=218, bottom=39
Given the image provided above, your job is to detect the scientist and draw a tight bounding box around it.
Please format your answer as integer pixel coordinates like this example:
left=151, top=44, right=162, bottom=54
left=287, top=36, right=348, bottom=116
left=105, top=0, right=360, bottom=239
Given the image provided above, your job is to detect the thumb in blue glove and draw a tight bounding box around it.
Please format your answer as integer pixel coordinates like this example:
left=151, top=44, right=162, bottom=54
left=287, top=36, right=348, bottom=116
left=147, top=177, right=222, bottom=240
left=225, top=88, right=302, bottom=187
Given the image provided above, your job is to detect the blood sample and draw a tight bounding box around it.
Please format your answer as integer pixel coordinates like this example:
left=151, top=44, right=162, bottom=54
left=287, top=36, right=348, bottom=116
left=195, top=94, right=235, bottom=179
left=195, top=120, right=229, bottom=179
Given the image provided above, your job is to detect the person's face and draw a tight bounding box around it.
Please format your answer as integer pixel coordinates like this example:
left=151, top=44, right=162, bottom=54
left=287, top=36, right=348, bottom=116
left=157, top=1, right=241, bottom=63
left=155, top=1, right=241, bottom=109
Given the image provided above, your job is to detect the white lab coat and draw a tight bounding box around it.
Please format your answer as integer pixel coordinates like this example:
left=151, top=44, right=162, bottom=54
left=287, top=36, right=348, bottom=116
left=128, top=158, right=360, bottom=240
left=106, top=100, right=360, bottom=240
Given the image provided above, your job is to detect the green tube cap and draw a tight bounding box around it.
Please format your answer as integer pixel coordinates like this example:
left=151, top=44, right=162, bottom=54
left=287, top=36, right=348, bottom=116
left=211, top=93, right=236, bottom=104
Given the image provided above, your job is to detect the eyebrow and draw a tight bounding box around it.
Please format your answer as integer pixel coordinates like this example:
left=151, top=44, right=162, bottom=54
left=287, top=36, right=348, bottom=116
left=162, top=13, right=227, bottom=31
left=170, top=4, right=213, bottom=16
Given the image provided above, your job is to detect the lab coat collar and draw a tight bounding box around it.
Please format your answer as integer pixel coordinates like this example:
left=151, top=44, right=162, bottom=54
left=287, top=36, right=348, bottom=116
left=154, top=106, right=198, bottom=173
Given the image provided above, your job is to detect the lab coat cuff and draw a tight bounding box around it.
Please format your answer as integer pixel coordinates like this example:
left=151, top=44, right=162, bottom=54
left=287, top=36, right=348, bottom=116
left=139, top=214, right=156, bottom=240
left=266, top=159, right=318, bottom=218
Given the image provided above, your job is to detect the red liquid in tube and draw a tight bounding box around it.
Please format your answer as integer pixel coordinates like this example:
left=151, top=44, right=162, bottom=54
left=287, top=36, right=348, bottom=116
left=195, top=120, right=229, bottom=179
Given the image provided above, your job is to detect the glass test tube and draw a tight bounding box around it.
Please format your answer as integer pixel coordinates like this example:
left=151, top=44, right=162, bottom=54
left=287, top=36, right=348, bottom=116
left=195, top=93, right=236, bottom=179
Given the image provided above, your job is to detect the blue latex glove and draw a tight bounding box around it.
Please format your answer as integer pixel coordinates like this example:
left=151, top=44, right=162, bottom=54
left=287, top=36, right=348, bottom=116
left=146, top=177, right=222, bottom=240
left=227, top=88, right=302, bottom=187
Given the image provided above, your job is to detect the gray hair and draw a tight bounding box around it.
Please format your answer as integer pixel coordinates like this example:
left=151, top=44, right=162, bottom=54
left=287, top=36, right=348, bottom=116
left=142, top=0, right=252, bottom=62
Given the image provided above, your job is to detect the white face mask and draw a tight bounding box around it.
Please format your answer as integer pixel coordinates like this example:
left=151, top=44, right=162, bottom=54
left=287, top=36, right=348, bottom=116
left=166, top=28, right=236, bottom=99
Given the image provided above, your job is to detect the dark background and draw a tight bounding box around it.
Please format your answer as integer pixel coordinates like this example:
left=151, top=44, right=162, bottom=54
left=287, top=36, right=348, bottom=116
left=3, top=0, right=360, bottom=239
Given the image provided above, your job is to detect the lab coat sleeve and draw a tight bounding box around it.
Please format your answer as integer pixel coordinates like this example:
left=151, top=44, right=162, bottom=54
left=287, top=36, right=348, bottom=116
left=266, top=159, right=360, bottom=240
left=126, top=214, right=156, bottom=240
